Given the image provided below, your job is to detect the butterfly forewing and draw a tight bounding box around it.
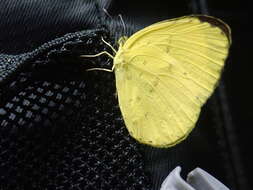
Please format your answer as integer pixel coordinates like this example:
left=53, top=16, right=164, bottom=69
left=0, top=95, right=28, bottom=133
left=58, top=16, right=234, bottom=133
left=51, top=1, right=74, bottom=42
left=114, top=15, right=231, bottom=147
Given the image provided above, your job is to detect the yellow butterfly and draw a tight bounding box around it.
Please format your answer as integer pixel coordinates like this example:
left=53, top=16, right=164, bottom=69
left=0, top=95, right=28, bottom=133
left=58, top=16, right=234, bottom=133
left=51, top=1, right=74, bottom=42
left=82, top=15, right=231, bottom=148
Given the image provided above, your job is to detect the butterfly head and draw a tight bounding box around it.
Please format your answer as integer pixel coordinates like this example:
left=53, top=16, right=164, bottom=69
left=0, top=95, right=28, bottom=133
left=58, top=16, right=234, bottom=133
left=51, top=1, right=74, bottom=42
left=118, top=36, right=128, bottom=48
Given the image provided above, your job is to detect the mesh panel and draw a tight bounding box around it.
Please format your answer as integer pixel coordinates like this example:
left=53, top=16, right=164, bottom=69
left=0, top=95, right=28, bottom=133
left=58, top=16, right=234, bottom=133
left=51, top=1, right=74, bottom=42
left=0, top=29, right=151, bottom=190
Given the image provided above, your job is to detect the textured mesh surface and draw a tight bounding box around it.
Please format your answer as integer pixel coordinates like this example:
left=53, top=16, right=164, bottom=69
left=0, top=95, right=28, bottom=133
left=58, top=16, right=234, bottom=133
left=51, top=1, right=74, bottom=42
left=0, top=29, right=150, bottom=189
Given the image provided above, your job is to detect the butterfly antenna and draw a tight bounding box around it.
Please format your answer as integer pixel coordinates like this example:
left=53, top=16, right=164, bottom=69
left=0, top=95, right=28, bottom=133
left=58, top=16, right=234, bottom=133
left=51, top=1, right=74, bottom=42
left=118, top=14, right=126, bottom=35
left=103, top=7, right=113, bottom=19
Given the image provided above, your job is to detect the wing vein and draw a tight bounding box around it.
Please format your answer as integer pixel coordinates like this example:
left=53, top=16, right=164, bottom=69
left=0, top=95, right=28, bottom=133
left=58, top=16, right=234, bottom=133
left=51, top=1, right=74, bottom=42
left=154, top=39, right=227, bottom=54
left=172, top=53, right=219, bottom=79
left=130, top=63, right=197, bottom=125
left=165, top=44, right=223, bottom=66
left=130, top=53, right=213, bottom=93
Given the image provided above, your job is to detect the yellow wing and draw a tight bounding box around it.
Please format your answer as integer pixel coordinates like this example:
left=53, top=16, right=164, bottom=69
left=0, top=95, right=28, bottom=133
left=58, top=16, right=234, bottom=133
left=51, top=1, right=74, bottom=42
left=114, top=15, right=231, bottom=148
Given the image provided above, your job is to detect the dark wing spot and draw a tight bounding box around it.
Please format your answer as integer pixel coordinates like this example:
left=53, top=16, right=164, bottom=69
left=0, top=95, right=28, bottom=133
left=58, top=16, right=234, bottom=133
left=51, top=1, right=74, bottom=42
left=126, top=75, right=132, bottom=80
left=149, top=88, right=154, bottom=93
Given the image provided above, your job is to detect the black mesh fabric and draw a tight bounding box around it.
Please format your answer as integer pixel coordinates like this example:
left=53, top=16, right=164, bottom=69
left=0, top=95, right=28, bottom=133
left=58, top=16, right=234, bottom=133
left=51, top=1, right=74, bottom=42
left=0, top=28, right=150, bottom=189
left=0, top=0, right=248, bottom=190
left=0, top=1, right=151, bottom=189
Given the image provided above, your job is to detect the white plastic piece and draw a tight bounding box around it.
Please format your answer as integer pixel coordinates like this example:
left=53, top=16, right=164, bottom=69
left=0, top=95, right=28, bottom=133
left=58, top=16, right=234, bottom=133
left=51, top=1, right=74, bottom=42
left=160, top=166, right=230, bottom=190
left=187, top=167, right=230, bottom=190
left=160, top=166, right=195, bottom=190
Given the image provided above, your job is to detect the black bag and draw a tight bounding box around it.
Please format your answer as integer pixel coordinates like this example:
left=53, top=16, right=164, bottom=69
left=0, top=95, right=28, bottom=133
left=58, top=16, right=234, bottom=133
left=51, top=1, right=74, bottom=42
left=0, top=0, right=247, bottom=189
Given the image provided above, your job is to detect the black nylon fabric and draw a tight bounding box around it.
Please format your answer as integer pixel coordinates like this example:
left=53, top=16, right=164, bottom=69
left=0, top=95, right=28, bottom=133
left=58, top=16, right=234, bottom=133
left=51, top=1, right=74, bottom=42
left=0, top=0, right=247, bottom=190
left=0, top=0, right=103, bottom=54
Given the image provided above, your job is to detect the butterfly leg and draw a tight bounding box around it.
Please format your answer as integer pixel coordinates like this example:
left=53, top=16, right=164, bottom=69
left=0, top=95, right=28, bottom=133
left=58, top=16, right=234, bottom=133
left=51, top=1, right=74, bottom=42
left=101, top=37, right=117, bottom=54
left=86, top=67, right=113, bottom=72
left=80, top=51, right=114, bottom=59
left=80, top=37, right=117, bottom=72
